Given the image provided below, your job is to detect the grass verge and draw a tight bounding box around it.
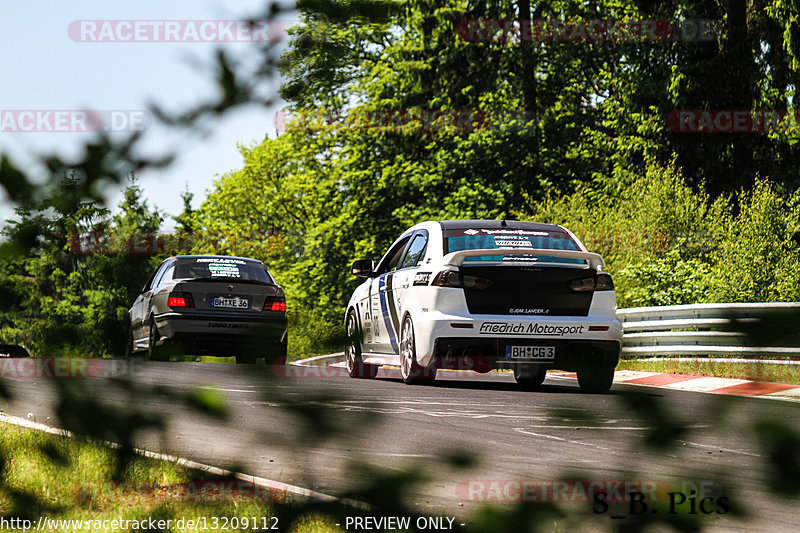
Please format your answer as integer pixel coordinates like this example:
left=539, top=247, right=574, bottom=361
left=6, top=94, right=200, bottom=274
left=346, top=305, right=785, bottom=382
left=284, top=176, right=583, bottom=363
left=618, top=359, right=800, bottom=384
left=0, top=422, right=342, bottom=532
left=286, top=311, right=345, bottom=362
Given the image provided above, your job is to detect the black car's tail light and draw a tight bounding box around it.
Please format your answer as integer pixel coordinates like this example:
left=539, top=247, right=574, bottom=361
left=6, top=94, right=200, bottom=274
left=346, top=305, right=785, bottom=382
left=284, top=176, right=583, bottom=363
left=167, top=292, right=195, bottom=307
left=431, top=270, right=492, bottom=289
left=569, top=273, right=614, bottom=292
left=264, top=295, right=287, bottom=312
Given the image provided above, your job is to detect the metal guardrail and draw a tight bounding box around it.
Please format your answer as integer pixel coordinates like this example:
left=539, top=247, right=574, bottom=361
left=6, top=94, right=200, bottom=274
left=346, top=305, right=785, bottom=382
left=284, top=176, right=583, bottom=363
left=617, top=302, right=800, bottom=358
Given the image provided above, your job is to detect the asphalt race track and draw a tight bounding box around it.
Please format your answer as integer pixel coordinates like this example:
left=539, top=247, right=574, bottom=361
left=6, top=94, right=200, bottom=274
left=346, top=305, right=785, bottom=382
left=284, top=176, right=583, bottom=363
left=2, top=359, right=799, bottom=532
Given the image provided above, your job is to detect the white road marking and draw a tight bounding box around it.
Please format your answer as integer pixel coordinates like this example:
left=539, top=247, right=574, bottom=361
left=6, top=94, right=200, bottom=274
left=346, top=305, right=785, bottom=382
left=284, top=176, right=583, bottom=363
left=357, top=452, right=434, bottom=458
left=682, top=441, right=764, bottom=458
left=200, top=387, right=258, bottom=393
left=291, top=353, right=344, bottom=365
left=0, top=412, right=338, bottom=502
left=514, top=425, right=650, bottom=430
left=513, top=427, right=615, bottom=452
left=333, top=399, right=511, bottom=407
left=332, top=402, right=551, bottom=421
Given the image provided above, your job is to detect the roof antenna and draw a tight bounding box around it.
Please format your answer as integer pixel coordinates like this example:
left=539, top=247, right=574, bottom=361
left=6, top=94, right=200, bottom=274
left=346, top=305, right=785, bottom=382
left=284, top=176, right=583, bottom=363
left=501, top=219, right=507, bottom=227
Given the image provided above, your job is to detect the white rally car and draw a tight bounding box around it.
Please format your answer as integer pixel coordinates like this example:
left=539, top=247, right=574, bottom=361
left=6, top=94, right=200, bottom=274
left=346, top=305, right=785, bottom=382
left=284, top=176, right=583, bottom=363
left=344, top=220, right=622, bottom=392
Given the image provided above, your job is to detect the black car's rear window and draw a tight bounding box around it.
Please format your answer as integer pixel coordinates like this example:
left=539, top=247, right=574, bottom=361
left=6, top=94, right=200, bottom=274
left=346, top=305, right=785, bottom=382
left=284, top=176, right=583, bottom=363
left=443, top=228, right=583, bottom=264
left=173, top=258, right=273, bottom=283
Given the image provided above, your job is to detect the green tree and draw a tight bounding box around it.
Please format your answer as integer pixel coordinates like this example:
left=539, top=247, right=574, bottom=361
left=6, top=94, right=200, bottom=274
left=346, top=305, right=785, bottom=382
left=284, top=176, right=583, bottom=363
left=0, top=175, right=163, bottom=356
left=173, top=183, right=198, bottom=237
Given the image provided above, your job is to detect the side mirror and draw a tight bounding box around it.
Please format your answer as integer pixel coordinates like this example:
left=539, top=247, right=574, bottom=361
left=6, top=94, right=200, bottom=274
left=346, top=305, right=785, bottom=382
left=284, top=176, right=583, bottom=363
left=351, top=259, right=374, bottom=278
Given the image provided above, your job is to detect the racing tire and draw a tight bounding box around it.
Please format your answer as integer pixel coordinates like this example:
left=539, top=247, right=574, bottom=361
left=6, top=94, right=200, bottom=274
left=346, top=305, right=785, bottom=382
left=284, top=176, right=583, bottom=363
left=399, top=315, right=437, bottom=385
left=577, top=364, right=615, bottom=393
left=513, top=365, right=547, bottom=390
left=146, top=322, right=167, bottom=362
left=345, top=310, right=379, bottom=379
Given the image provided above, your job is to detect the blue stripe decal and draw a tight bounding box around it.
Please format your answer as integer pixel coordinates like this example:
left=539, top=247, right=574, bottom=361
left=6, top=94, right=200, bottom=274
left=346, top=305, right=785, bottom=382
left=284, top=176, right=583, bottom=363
left=378, top=276, right=399, bottom=352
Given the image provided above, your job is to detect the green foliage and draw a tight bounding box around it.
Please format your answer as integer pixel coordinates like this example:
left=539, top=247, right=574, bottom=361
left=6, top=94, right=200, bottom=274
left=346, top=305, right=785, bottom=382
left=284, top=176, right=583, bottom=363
left=517, top=161, right=721, bottom=307
left=173, top=184, right=198, bottom=237
left=196, top=137, right=800, bottom=336
left=520, top=162, right=800, bottom=308
left=3, top=2, right=800, bottom=531
left=183, top=0, right=797, bottom=340
left=618, top=251, right=713, bottom=308
left=709, top=179, right=800, bottom=302
left=287, top=309, right=347, bottom=360
left=0, top=175, right=163, bottom=357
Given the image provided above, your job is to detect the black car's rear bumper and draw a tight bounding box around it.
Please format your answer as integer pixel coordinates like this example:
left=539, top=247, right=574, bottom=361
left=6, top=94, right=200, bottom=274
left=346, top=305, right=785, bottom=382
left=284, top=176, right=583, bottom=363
left=153, top=311, right=287, bottom=356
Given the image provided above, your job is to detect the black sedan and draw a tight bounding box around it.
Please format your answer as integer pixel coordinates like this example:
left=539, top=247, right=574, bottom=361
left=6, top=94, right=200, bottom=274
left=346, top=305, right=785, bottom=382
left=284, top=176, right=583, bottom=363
left=128, top=255, right=288, bottom=363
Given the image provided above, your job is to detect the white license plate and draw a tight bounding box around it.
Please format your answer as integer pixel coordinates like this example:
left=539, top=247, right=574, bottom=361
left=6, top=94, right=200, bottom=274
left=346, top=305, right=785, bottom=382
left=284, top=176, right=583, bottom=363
left=506, top=345, right=555, bottom=359
left=211, top=297, right=249, bottom=309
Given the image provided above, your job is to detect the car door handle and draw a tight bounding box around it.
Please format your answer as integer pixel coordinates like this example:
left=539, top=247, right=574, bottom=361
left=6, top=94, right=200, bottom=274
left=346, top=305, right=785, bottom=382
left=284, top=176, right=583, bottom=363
left=402, top=283, right=409, bottom=289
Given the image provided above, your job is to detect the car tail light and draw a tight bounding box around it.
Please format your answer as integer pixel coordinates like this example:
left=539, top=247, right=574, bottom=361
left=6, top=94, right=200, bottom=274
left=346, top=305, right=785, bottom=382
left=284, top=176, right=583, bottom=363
left=431, top=270, right=492, bottom=289
left=569, top=273, right=615, bottom=292
left=167, top=292, right=194, bottom=307
left=264, top=296, right=287, bottom=312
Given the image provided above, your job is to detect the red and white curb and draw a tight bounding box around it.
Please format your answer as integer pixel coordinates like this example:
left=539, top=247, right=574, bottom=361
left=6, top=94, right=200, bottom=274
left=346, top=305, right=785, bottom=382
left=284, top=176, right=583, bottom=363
left=555, top=370, right=800, bottom=402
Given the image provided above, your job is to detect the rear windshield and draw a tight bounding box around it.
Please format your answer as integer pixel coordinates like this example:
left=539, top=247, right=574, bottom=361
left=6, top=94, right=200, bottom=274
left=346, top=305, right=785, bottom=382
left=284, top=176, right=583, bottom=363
left=173, top=258, right=274, bottom=283
left=443, top=228, right=584, bottom=264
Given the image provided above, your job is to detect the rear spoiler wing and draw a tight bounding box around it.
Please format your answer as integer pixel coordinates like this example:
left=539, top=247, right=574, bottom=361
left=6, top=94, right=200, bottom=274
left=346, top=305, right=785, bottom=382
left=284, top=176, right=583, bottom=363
left=442, top=248, right=605, bottom=270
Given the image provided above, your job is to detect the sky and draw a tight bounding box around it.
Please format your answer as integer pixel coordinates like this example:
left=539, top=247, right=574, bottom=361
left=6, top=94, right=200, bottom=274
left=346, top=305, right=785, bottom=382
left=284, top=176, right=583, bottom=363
left=0, top=0, right=298, bottom=229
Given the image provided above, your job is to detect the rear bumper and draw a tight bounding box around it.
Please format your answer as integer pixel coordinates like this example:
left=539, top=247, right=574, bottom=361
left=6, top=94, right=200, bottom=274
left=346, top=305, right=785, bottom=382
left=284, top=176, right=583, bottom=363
left=153, top=311, right=287, bottom=355
left=411, top=310, right=622, bottom=367
left=432, top=337, right=620, bottom=372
